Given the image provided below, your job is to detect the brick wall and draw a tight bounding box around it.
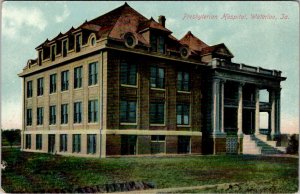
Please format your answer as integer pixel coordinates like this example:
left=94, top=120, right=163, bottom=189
left=137, top=135, right=151, bottom=154
left=106, top=134, right=121, bottom=155
left=191, top=136, right=202, bottom=154
left=166, top=136, right=178, bottom=154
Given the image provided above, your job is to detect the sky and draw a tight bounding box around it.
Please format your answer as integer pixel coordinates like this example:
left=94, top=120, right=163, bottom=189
left=1, top=1, right=299, bottom=133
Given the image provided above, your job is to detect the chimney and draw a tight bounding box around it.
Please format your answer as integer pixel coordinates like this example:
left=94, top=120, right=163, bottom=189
left=158, top=15, right=166, bottom=27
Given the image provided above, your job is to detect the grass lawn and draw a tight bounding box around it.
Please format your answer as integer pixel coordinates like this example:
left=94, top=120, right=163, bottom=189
left=2, top=148, right=298, bottom=193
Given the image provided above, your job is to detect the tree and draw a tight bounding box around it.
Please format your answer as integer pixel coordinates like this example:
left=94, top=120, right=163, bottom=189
left=1, top=129, right=21, bottom=148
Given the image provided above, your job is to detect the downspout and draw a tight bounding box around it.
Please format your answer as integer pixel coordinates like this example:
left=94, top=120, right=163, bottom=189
left=22, top=77, right=25, bottom=150
left=100, top=51, right=104, bottom=158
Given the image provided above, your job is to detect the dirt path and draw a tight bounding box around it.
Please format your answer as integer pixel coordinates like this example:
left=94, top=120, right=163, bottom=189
left=113, top=182, right=240, bottom=194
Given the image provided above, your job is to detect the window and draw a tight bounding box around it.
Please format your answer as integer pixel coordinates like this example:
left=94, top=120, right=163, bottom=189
left=74, top=66, right=82, bottom=89
left=37, top=107, right=44, bottom=125
left=60, top=134, right=68, bottom=152
left=75, top=34, right=82, bottom=52
left=151, top=135, right=165, bottom=142
left=48, top=134, right=55, bottom=153
left=177, top=71, right=190, bottom=92
left=150, top=102, right=165, bottom=124
left=27, top=81, right=33, bottom=98
left=87, top=134, right=96, bottom=154
left=120, top=100, right=136, bottom=123
left=158, top=36, right=165, bottom=53
left=25, top=134, right=31, bottom=149
left=151, top=135, right=165, bottom=154
left=150, top=34, right=157, bottom=52
left=36, top=134, right=42, bottom=150
left=62, top=39, right=68, bottom=57
left=120, top=62, right=137, bottom=86
left=50, top=74, right=57, bottom=93
left=178, top=136, right=190, bottom=154
left=72, top=134, right=81, bottom=153
left=51, top=44, right=56, bottom=61
left=38, top=50, right=42, bottom=65
left=37, top=78, right=44, bottom=96
left=150, top=66, right=165, bottom=89
left=91, top=37, right=96, bottom=46
left=177, top=104, right=190, bottom=125
left=121, top=135, right=137, bottom=155
left=89, top=62, right=98, bottom=85
left=61, top=70, right=69, bottom=91
left=150, top=34, right=165, bottom=54
left=74, top=102, right=82, bottom=123
left=61, top=104, right=68, bottom=124
left=26, top=109, right=32, bottom=126
left=49, top=105, right=56, bottom=125
left=88, top=100, right=98, bottom=123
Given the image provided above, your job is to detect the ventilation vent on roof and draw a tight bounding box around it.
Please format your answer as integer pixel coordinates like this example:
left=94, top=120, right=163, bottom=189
left=124, top=32, right=137, bottom=49
left=180, top=46, right=190, bottom=59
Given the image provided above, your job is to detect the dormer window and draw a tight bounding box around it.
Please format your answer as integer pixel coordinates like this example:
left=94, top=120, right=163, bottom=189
left=51, top=44, right=56, bottom=61
left=150, top=33, right=165, bottom=54
left=62, top=39, right=68, bottom=57
left=75, top=33, right=82, bottom=52
left=38, top=50, right=42, bottom=65
left=150, top=34, right=157, bottom=52
left=43, top=47, right=50, bottom=60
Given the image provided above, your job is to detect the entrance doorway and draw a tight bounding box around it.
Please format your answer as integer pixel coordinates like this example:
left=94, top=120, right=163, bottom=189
left=243, top=109, right=255, bottom=134
left=224, top=108, right=237, bottom=134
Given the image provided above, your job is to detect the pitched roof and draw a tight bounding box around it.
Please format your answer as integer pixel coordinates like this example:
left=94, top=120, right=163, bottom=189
left=201, top=43, right=234, bottom=57
left=179, top=31, right=208, bottom=51
left=88, top=2, right=149, bottom=39
left=138, top=17, right=172, bottom=33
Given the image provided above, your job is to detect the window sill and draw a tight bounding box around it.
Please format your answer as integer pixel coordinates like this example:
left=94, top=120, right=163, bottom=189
left=150, top=124, right=166, bottom=127
left=150, top=88, right=165, bottom=91
left=177, top=91, right=191, bottom=94
left=88, top=122, right=99, bottom=125
left=88, top=84, right=98, bottom=88
left=67, top=49, right=74, bottom=53
left=120, top=122, right=137, bottom=126
left=61, top=90, right=69, bottom=93
left=121, top=84, right=138, bottom=88
left=60, top=124, right=68, bottom=126
left=74, top=87, right=83, bottom=91
left=42, top=58, right=50, bottom=63
left=49, top=92, right=57, bottom=95
left=177, top=125, right=191, bottom=128
left=49, top=124, right=57, bottom=126
left=37, top=95, right=44, bottom=97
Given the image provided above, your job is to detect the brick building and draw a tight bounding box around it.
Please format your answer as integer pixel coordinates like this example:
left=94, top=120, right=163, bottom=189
left=18, top=3, right=285, bottom=157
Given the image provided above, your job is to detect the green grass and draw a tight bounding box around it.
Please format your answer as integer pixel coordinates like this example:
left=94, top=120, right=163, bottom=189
left=2, top=148, right=298, bottom=193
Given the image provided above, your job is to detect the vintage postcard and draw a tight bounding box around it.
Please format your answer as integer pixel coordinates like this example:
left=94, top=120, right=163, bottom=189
left=1, top=1, right=298, bottom=193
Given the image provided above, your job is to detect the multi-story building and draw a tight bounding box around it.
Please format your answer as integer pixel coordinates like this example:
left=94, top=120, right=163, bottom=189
left=18, top=3, right=285, bottom=157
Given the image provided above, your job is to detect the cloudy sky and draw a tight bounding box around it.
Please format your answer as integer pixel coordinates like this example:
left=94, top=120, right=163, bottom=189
left=1, top=1, right=299, bottom=133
